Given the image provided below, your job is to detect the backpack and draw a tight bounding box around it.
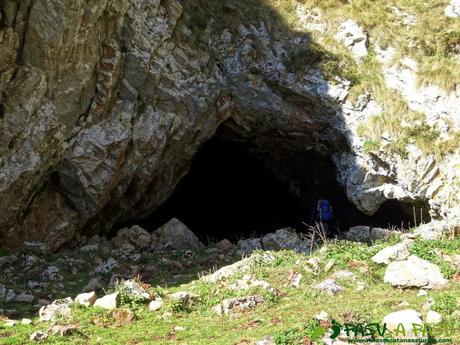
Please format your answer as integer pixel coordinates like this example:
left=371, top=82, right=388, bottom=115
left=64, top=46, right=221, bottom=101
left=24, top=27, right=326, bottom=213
left=318, top=199, right=333, bottom=221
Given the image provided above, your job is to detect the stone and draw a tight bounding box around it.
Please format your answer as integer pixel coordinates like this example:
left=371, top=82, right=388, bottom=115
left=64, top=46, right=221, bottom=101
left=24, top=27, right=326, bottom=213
left=83, top=278, right=102, bottom=292
left=261, top=228, right=300, bottom=251
left=257, top=336, right=276, bottom=345
left=154, top=219, right=203, bottom=251
left=417, top=290, right=428, bottom=297
left=3, top=319, right=16, bottom=327
left=382, top=310, right=423, bottom=338
left=426, top=310, right=442, bottom=325
left=111, top=225, right=151, bottom=249
left=39, top=297, right=72, bottom=321
left=201, top=258, right=251, bottom=283
left=95, top=257, right=118, bottom=273
left=216, top=239, right=234, bottom=253
left=174, top=326, right=186, bottom=332
left=149, top=298, right=164, bottom=311
left=50, top=324, right=79, bottom=337
left=413, top=219, right=460, bottom=240
left=214, top=295, right=264, bottom=314
left=94, top=292, right=120, bottom=310
left=75, top=291, right=97, bottom=307
left=335, top=19, right=368, bottom=61
left=370, top=228, right=396, bottom=242
left=14, top=292, right=34, bottom=303
left=445, top=0, right=460, bottom=17
left=345, top=226, right=371, bottom=243
left=21, top=318, right=32, bottom=325
left=305, top=257, right=321, bottom=273
left=80, top=244, right=99, bottom=252
left=314, top=310, right=329, bottom=321
left=41, top=266, right=62, bottom=281
left=30, top=331, right=47, bottom=341
left=288, top=272, right=302, bottom=288
left=372, top=241, right=412, bottom=265
left=333, top=270, right=355, bottom=281
left=170, top=291, right=197, bottom=307
left=117, top=279, right=150, bottom=301
left=235, top=238, right=263, bottom=256
left=228, top=275, right=278, bottom=295
left=384, top=255, right=448, bottom=289
left=313, top=279, right=343, bottom=295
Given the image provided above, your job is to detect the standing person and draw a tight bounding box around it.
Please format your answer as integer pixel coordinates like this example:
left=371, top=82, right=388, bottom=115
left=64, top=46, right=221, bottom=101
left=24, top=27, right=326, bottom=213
left=316, top=198, right=334, bottom=237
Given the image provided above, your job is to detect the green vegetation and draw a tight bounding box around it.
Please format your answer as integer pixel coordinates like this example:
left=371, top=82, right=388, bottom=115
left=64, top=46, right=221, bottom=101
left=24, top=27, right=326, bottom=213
left=409, top=237, right=460, bottom=278
left=2, top=232, right=458, bottom=344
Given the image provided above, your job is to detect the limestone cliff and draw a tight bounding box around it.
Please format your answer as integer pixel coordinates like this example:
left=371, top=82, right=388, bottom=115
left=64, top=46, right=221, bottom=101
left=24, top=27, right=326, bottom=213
left=0, top=0, right=459, bottom=250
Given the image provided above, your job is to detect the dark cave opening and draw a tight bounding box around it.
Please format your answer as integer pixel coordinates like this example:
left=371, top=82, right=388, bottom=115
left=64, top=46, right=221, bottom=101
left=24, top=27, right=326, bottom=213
left=138, top=137, right=422, bottom=243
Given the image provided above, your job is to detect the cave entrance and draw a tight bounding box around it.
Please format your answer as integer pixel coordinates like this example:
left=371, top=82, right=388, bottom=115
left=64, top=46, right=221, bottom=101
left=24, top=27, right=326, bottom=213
left=139, top=137, right=420, bottom=243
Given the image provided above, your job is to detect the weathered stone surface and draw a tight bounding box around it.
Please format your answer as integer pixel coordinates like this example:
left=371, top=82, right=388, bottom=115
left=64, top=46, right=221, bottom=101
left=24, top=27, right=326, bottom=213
left=111, top=225, right=151, bottom=250
left=383, top=310, right=423, bottom=339
left=94, top=292, right=120, bottom=310
left=261, top=228, right=300, bottom=251
left=75, top=291, right=97, bottom=307
left=372, top=240, right=412, bottom=265
left=0, top=0, right=458, bottom=249
left=384, top=255, right=448, bottom=289
left=345, top=226, right=371, bottom=243
left=235, top=238, right=263, bottom=256
left=313, top=279, right=343, bottom=295
left=213, top=295, right=264, bottom=314
left=201, top=258, right=251, bottom=283
left=445, top=0, right=460, bottom=17
left=154, top=219, right=203, bottom=251
left=39, top=297, right=72, bottom=321
left=335, top=19, right=368, bottom=60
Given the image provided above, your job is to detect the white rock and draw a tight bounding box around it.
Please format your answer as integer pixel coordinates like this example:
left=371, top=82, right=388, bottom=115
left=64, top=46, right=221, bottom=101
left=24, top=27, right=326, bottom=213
left=383, top=309, right=423, bottom=338
left=445, top=0, right=460, bottom=17
left=30, top=331, right=47, bottom=341
left=289, top=272, right=302, bottom=288
left=170, top=291, right=197, bottom=307
left=417, top=290, right=428, bottom=297
left=215, top=295, right=264, bottom=314
left=314, top=310, right=329, bottom=321
left=426, top=310, right=442, bottom=324
left=80, top=244, right=99, bottom=252
left=4, top=319, right=17, bottom=327
left=335, top=19, right=368, bottom=61
left=313, top=279, right=343, bottom=295
left=21, top=318, right=32, bottom=325
left=201, top=258, right=251, bottom=283
left=384, top=255, right=448, bottom=289
left=83, top=277, right=102, bottom=292
left=372, top=241, right=411, bottom=265
left=333, top=270, right=355, bottom=280
left=149, top=298, right=164, bottom=311
left=94, top=292, right=120, bottom=309
left=41, top=266, right=62, bottom=281
left=75, top=291, right=97, bottom=307
left=39, top=297, right=72, bottom=321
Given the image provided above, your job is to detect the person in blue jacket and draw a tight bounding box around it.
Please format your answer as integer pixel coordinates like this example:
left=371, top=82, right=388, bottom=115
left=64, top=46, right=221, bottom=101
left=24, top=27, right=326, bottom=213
left=316, top=199, right=334, bottom=236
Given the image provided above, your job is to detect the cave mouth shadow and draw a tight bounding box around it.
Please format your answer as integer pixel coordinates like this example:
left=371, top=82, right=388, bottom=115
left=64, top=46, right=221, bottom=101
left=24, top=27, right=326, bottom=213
left=132, top=137, right=420, bottom=244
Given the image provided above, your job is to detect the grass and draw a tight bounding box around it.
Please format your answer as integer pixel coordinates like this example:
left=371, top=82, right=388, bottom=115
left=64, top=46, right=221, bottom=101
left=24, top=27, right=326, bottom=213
left=1, top=232, right=458, bottom=344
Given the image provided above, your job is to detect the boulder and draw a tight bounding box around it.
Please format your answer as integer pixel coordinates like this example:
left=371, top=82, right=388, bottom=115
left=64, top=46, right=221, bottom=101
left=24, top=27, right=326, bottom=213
left=154, top=219, right=203, bottom=251
left=149, top=298, right=164, bottom=311
left=201, top=258, right=251, bottom=283
left=30, top=331, right=47, bottom=341
left=111, top=225, right=151, bottom=249
left=94, top=292, right=120, bottom=310
left=384, top=255, right=448, bottom=289
left=413, top=219, right=460, bottom=240
left=116, top=279, right=150, bottom=301
left=382, top=309, right=423, bottom=338
left=372, top=240, right=412, bottom=265
left=39, top=297, right=72, bottom=321
left=95, top=257, right=118, bottom=273
left=214, top=295, right=264, bottom=314
left=261, top=228, right=300, bottom=251
left=426, top=310, right=442, bottom=324
left=345, top=226, right=371, bottom=243
left=170, top=291, right=198, bottom=308
left=216, top=239, right=234, bottom=253
left=235, top=238, right=263, bottom=256
left=75, top=291, right=97, bottom=307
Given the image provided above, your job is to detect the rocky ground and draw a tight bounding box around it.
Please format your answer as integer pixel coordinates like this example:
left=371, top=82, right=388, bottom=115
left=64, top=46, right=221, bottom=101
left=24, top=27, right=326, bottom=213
left=0, top=219, right=459, bottom=344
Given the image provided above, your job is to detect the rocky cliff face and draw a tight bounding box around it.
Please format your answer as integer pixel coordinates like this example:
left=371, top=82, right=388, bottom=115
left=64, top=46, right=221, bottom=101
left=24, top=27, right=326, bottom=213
left=1, top=0, right=459, bottom=250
